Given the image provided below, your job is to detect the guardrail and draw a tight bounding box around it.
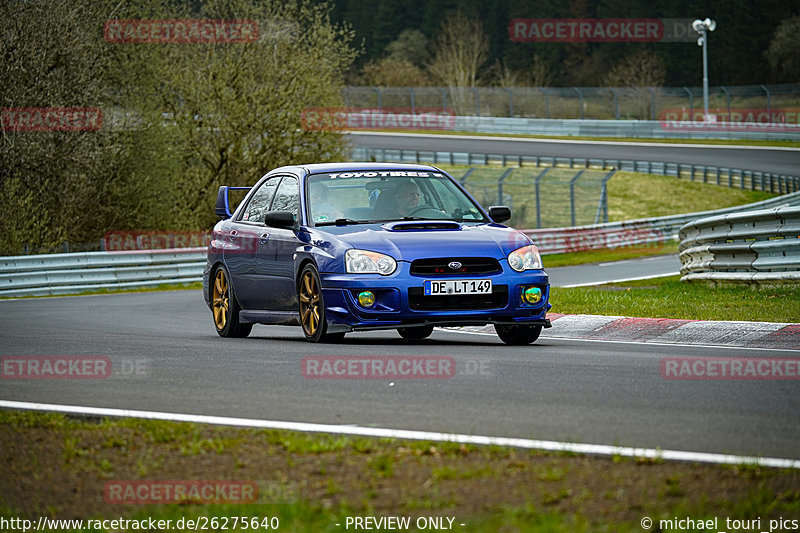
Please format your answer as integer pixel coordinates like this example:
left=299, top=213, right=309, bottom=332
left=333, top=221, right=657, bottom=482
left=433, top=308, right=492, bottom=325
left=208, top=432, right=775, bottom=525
left=343, top=84, right=800, bottom=140
left=448, top=116, right=800, bottom=141
left=524, top=191, right=800, bottom=254
left=351, top=147, right=800, bottom=194
left=678, top=207, right=800, bottom=284
left=0, top=248, right=206, bottom=298
left=3, top=193, right=800, bottom=298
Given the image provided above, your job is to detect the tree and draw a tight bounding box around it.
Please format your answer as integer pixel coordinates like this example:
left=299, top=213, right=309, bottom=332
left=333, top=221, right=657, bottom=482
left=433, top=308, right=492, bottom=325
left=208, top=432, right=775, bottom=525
left=358, top=58, right=431, bottom=86
left=530, top=54, right=554, bottom=88
left=357, top=28, right=431, bottom=86
left=603, top=49, right=666, bottom=88
left=0, top=0, right=357, bottom=253
left=386, top=29, right=429, bottom=66
left=427, top=12, right=489, bottom=114
left=151, top=0, right=357, bottom=228
left=766, top=15, right=800, bottom=82
left=603, top=49, right=666, bottom=119
left=0, top=0, right=173, bottom=254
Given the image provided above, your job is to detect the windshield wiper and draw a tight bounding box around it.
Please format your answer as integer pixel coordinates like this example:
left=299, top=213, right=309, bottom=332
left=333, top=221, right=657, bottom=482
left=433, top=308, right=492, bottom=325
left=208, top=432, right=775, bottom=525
left=315, top=218, right=383, bottom=227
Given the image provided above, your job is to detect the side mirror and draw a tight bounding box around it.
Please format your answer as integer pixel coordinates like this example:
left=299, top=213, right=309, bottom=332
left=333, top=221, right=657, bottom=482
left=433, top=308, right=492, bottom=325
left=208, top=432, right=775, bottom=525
left=488, top=206, right=512, bottom=224
left=264, top=211, right=295, bottom=228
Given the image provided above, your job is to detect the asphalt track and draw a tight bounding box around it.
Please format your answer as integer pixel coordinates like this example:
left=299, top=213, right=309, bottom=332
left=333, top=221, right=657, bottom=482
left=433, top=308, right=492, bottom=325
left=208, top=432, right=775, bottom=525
left=1, top=286, right=798, bottom=460
left=347, top=132, right=800, bottom=176
left=547, top=255, right=679, bottom=286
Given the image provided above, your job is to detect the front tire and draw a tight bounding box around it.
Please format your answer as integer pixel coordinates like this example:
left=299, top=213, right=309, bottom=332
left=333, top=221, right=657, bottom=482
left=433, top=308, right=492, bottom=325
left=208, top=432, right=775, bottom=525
left=298, top=264, right=344, bottom=343
left=211, top=265, right=252, bottom=338
left=398, top=325, right=434, bottom=341
left=495, top=324, right=542, bottom=345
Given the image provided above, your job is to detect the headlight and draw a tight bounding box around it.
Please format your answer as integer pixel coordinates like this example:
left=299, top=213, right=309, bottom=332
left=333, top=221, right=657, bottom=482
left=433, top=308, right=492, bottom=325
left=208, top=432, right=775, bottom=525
left=508, top=245, right=542, bottom=272
left=345, top=249, right=397, bottom=275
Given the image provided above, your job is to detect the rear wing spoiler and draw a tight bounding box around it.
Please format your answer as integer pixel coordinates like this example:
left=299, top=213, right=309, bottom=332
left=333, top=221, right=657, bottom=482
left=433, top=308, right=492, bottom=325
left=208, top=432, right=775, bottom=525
left=215, top=186, right=252, bottom=218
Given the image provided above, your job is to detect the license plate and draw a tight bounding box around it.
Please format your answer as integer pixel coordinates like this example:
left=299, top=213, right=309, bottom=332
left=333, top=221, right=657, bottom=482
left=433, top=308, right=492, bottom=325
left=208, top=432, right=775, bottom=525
left=424, top=279, right=492, bottom=296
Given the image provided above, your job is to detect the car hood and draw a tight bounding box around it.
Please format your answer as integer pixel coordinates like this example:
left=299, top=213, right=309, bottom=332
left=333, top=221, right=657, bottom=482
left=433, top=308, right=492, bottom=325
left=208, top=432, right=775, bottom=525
left=314, top=221, right=533, bottom=262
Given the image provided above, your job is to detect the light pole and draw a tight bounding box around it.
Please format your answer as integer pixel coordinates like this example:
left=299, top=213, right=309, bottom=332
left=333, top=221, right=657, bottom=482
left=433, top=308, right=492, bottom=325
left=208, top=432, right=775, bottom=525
left=692, top=18, right=716, bottom=122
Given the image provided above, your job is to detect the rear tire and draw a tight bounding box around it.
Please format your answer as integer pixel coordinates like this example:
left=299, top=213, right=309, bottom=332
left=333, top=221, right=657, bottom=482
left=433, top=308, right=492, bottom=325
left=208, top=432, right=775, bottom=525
left=298, top=264, right=344, bottom=343
left=398, top=325, right=434, bottom=341
left=495, top=324, right=542, bottom=345
left=211, top=265, right=253, bottom=338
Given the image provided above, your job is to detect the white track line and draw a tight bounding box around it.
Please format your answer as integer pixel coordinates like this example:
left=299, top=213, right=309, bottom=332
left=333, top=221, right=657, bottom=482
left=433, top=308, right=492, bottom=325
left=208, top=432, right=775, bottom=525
left=559, top=272, right=680, bottom=288
left=438, top=327, right=800, bottom=352
left=1, top=400, right=797, bottom=469
left=348, top=131, right=800, bottom=151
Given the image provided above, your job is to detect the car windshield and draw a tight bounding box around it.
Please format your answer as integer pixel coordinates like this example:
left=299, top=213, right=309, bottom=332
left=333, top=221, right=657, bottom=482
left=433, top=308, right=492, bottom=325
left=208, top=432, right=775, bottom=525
left=306, top=170, right=488, bottom=226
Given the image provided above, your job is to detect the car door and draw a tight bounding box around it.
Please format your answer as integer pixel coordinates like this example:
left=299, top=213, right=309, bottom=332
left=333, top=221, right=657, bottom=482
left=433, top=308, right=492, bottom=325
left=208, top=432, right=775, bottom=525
left=225, top=175, right=281, bottom=310
left=257, top=175, right=302, bottom=311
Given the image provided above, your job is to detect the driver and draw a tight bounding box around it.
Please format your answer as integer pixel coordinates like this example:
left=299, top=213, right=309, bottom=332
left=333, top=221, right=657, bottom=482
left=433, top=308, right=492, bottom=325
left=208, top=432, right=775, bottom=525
left=379, top=181, right=422, bottom=218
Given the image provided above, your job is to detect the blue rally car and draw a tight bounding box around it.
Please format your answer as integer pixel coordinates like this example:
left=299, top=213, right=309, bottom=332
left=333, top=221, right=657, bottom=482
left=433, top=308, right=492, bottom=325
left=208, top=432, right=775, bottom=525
left=203, top=163, right=551, bottom=345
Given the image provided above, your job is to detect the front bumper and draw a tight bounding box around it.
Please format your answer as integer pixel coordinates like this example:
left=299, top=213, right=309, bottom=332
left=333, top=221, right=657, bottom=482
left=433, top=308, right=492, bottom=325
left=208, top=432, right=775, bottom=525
left=319, top=263, right=551, bottom=333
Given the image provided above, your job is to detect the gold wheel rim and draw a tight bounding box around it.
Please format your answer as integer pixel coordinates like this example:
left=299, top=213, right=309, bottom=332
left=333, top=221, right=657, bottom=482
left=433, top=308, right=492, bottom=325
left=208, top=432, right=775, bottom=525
left=299, top=270, right=320, bottom=337
left=212, top=269, right=229, bottom=331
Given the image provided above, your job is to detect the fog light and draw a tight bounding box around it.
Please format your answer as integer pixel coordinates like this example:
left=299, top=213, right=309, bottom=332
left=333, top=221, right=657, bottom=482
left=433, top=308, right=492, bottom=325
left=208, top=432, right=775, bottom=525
left=522, top=286, right=542, bottom=305
left=358, top=291, right=376, bottom=308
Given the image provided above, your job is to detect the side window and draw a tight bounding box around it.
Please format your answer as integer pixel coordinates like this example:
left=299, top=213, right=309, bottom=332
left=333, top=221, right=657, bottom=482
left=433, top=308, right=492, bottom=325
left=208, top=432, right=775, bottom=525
left=240, top=177, right=280, bottom=223
left=271, top=176, right=300, bottom=220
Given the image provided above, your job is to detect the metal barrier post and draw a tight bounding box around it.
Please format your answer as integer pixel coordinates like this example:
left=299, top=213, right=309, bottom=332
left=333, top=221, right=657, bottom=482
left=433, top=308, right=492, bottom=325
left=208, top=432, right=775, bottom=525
left=497, top=168, right=513, bottom=205
left=610, top=88, right=619, bottom=119
left=647, top=88, right=656, bottom=120
left=541, top=88, right=550, bottom=118
left=594, top=170, right=617, bottom=224
left=683, top=86, right=693, bottom=118
left=569, top=170, right=585, bottom=227
left=534, top=167, right=551, bottom=229
left=573, top=88, right=584, bottom=119
left=459, top=167, right=475, bottom=186
left=720, top=86, right=731, bottom=122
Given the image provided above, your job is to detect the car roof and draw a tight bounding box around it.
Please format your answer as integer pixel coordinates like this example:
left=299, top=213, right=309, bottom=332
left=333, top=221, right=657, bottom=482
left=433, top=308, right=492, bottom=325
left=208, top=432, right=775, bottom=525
left=270, top=162, right=442, bottom=175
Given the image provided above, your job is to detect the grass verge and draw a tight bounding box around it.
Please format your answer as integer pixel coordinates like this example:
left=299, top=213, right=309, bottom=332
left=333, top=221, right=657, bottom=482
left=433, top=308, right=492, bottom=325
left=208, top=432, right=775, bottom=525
left=435, top=165, right=776, bottom=228
left=551, top=275, right=800, bottom=322
left=1, top=410, right=798, bottom=532
left=606, top=172, right=774, bottom=221
left=0, top=282, right=203, bottom=300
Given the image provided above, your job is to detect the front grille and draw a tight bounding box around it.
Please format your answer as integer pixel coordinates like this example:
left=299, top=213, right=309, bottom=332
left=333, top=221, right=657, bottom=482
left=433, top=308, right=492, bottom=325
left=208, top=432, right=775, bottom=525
left=410, top=257, right=501, bottom=276
left=408, top=285, right=508, bottom=311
